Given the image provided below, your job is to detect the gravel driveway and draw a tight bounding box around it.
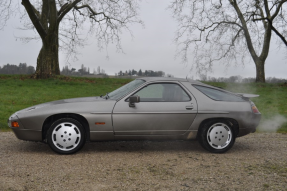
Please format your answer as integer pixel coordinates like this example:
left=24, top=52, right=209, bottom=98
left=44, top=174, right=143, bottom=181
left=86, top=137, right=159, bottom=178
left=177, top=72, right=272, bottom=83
left=1, top=132, right=287, bottom=191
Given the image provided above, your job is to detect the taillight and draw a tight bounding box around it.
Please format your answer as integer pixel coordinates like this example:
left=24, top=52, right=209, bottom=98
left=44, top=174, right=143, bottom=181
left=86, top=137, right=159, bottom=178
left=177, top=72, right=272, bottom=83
left=251, top=104, right=260, bottom=114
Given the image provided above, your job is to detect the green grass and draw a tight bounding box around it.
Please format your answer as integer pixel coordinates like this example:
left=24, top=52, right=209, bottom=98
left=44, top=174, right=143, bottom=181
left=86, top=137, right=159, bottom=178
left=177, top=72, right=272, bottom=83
left=0, top=75, right=132, bottom=131
left=1, top=75, right=287, bottom=133
left=205, top=81, right=287, bottom=133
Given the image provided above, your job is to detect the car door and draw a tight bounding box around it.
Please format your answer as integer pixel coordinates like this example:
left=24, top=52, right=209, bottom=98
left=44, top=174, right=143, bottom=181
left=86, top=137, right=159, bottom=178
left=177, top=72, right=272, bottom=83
left=112, top=82, right=197, bottom=135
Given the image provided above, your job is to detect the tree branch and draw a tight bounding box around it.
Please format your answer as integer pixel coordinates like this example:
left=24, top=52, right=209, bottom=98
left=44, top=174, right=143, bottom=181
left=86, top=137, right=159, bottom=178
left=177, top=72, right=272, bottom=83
left=263, top=0, right=271, bottom=18
left=40, top=0, right=49, bottom=31
left=58, top=3, right=69, bottom=16
left=48, top=0, right=57, bottom=33
left=267, top=18, right=287, bottom=46
left=21, top=0, right=46, bottom=39
left=271, top=0, right=287, bottom=20
left=229, top=0, right=258, bottom=60
left=74, top=4, right=125, bottom=24
left=30, top=2, right=40, bottom=18
left=255, top=1, right=268, bottom=29
left=57, top=0, right=81, bottom=24
left=253, top=16, right=287, bottom=46
left=0, top=0, right=12, bottom=30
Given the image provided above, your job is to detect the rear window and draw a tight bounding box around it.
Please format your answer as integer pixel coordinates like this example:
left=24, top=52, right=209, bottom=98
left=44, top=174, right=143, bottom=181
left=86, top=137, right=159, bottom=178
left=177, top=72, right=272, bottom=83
left=193, top=85, right=245, bottom=102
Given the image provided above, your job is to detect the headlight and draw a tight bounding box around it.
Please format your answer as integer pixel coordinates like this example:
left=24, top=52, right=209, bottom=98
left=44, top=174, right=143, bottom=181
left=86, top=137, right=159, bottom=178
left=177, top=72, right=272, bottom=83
left=7, top=120, right=11, bottom=128
left=8, top=113, right=20, bottom=128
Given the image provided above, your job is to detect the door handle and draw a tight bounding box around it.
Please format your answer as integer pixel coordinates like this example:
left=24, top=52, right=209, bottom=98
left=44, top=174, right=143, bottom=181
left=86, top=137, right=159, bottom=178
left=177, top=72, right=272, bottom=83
left=185, top=106, right=193, bottom=110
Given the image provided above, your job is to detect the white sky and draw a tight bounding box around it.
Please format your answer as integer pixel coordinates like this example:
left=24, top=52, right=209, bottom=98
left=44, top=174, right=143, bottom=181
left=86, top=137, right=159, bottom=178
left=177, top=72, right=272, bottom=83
left=0, top=0, right=286, bottom=79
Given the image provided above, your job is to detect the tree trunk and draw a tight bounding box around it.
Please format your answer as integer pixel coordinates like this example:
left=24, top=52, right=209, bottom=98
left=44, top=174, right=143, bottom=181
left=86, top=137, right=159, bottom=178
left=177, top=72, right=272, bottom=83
left=34, top=29, right=60, bottom=79
left=255, top=60, right=265, bottom=83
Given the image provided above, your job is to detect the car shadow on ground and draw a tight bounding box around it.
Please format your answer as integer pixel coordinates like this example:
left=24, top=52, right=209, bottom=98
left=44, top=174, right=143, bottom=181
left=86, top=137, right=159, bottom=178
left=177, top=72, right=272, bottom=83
left=82, top=140, right=204, bottom=153
left=9, top=138, right=254, bottom=155
left=10, top=140, right=205, bottom=154
left=81, top=140, right=253, bottom=154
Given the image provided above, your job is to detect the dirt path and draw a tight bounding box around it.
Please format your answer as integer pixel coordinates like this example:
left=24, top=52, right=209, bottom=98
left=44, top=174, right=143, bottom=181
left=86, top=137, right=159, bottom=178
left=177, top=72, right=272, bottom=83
left=0, top=132, right=287, bottom=191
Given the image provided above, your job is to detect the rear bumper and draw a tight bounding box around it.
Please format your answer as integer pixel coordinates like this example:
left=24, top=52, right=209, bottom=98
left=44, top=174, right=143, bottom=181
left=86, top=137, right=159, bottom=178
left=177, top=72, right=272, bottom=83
left=237, top=127, right=256, bottom=137
left=237, top=113, right=261, bottom=137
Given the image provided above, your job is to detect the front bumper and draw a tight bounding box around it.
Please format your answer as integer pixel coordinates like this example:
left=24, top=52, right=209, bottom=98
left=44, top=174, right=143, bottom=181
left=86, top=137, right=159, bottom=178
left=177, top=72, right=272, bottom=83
left=8, top=114, right=42, bottom=141
left=11, top=128, right=42, bottom=141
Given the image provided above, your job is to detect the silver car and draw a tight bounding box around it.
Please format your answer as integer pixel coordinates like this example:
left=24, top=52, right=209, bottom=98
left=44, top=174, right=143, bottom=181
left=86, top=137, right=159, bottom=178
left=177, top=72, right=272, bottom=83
left=8, top=77, right=261, bottom=154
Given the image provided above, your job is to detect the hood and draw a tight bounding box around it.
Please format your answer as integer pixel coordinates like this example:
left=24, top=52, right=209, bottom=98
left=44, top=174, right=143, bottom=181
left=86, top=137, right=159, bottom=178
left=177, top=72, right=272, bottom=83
left=15, top=96, right=106, bottom=114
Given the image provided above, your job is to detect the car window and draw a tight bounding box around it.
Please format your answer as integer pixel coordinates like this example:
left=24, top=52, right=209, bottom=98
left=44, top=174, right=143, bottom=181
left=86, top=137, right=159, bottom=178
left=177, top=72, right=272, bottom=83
left=193, top=85, right=245, bottom=102
left=108, top=79, right=145, bottom=100
left=134, top=83, right=191, bottom=102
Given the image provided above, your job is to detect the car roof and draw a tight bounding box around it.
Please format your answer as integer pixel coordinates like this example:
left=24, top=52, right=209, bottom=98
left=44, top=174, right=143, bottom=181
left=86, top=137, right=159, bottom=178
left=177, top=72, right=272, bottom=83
left=137, top=77, right=204, bottom=85
left=136, top=77, right=232, bottom=93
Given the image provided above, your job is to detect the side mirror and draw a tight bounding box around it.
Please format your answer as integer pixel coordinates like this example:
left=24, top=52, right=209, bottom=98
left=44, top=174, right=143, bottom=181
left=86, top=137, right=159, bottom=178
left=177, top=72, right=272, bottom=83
left=129, top=95, right=140, bottom=107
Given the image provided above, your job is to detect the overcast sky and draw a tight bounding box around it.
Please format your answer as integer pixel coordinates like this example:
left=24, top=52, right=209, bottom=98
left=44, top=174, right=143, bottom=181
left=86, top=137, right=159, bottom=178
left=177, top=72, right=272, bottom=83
left=0, top=0, right=286, bottom=79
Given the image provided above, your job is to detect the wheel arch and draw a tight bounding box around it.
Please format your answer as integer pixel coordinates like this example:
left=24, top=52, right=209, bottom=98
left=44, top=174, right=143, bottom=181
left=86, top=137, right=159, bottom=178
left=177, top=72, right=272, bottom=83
left=197, top=118, right=239, bottom=138
left=42, top=113, right=90, bottom=142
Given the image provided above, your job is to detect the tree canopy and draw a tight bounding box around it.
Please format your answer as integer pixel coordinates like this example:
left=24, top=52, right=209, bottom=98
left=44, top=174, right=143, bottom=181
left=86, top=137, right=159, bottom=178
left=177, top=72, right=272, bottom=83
left=1, top=0, right=142, bottom=78
left=170, top=0, right=287, bottom=82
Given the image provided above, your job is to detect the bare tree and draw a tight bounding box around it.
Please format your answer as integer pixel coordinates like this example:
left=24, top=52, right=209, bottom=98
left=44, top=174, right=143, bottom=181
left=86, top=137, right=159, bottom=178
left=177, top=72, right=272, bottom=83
left=254, top=9, right=287, bottom=47
left=170, top=0, right=287, bottom=82
left=1, top=0, right=142, bottom=78
left=0, top=0, right=13, bottom=30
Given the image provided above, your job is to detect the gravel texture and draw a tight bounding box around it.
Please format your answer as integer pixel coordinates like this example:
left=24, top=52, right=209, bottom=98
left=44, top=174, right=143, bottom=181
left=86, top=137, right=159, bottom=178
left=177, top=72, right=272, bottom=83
left=0, top=132, right=287, bottom=191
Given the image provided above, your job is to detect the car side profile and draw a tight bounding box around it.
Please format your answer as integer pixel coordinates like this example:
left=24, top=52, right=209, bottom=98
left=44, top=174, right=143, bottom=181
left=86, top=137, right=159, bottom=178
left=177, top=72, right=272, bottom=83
left=8, top=77, right=261, bottom=154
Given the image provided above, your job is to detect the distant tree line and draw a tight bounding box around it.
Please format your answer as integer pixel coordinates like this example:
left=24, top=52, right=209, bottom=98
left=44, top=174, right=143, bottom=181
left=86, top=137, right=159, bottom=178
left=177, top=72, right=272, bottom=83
left=117, top=69, right=166, bottom=77
left=199, top=74, right=287, bottom=83
left=61, top=64, right=106, bottom=76
left=0, top=63, right=35, bottom=74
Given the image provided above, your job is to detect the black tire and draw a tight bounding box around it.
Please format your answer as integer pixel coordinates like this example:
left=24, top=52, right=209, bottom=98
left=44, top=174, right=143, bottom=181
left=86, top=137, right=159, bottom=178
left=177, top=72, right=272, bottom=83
left=198, top=120, right=235, bottom=153
left=47, top=118, right=86, bottom=154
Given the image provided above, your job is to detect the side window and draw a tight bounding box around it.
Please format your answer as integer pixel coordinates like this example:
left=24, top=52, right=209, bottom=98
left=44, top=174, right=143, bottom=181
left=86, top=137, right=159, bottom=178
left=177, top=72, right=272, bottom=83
left=193, top=85, right=245, bottom=102
left=134, top=83, right=191, bottom=102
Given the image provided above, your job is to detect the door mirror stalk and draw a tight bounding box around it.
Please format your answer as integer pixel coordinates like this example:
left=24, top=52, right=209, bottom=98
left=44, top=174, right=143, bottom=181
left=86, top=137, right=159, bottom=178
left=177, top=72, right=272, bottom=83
left=129, top=95, right=140, bottom=107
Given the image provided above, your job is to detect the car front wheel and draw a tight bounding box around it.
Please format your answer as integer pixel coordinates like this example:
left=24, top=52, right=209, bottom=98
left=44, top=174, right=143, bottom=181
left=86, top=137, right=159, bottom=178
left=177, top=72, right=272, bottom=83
left=198, top=120, right=235, bottom=153
left=47, top=118, right=86, bottom=154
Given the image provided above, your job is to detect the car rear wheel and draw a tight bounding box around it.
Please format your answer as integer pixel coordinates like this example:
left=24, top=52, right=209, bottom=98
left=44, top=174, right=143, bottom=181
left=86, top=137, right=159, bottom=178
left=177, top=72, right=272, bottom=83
left=198, top=120, right=235, bottom=153
left=47, top=118, right=85, bottom=154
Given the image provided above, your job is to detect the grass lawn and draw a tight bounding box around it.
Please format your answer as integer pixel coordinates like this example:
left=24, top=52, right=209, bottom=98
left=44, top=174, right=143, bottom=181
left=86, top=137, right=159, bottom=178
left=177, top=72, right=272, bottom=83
left=205, top=81, right=287, bottom=133
left=1, top=75, right=286, bottom=133
left=0, top=75, right=132, bottom=131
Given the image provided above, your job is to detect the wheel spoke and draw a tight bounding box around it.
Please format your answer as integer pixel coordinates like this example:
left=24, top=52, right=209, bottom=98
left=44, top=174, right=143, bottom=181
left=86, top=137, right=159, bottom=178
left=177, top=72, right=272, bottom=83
left=52, top=122, right=81, bottom=152
left=207, top=123, right=232, bottom=150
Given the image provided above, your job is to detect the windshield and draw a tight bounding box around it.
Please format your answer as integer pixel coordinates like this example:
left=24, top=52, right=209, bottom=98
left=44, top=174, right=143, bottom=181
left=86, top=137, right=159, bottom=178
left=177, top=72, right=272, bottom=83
left=107, top=79, right=145, bottom=100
